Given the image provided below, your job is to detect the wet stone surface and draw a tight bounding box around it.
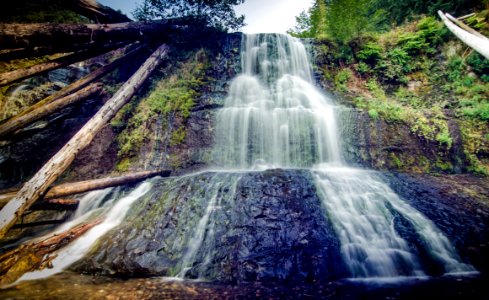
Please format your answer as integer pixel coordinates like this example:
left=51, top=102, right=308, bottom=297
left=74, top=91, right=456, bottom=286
left=74, top=169, right=346, bottom=283
left=382, top=172, right=489, bottom=274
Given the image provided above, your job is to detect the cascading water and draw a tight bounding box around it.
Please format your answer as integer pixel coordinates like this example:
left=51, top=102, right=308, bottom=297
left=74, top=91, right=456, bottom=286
left=215, top=33, right=474, bottom=278
left=215, top=34, right=341, bottom=169
left=173, top=173, right=241, bottom=279
left=11, top=33, right=475, bottom=285
left=15, top=181, right=153, bottom=283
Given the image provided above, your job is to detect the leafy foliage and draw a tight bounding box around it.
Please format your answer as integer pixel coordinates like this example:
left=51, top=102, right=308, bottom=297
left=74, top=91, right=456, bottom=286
left=114, top=49, right=209, bottom=164
left=374, top=0, right=487, bottom=24
left=289, top=0, right=386, bottom=43
left=313, top=10, right=489, bottom=174
left=133, top=0, right=245, bottom=31
left=0, top=0, right=88, bottom=23
left=326, top=0, right=386, bottom=44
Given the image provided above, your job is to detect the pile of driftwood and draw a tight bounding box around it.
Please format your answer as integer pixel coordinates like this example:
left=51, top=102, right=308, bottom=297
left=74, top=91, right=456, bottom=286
left=0, top=1, right=183, bottom=284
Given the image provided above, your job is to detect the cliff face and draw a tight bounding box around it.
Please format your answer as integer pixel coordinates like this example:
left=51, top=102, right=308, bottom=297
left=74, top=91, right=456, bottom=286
left=65, top=33, right=242, bottom=181
left=338, top=108, right=469, bottom=173
left=2, top=28, right=486, bottom=191
left=0, top=33, right=241, bottom=189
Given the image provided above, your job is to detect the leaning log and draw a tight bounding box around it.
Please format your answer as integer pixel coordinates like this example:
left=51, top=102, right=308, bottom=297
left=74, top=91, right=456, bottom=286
left=445, top=13, right=488, bottom=39
left=71, top=0, right=131, bottom=23
left=0, top=219, right=103, bottom=286
left=3, top=43, right=145, bottom=123
left=0, top=44, right=169, bottom=238
left=0, top=83, right=103, bottom=138
left=438, top=11, right=489, bottom=60
left=0, top=42, right=128, bottom=87
left=44, top=169, right=170, bottom=199
left=30, top=199, right=79, bottom=211
left=0, top=20, right=185, bottom=49
left=0, top=40, right=134, bottom=63
left=0, top=169, right=170, bottom=209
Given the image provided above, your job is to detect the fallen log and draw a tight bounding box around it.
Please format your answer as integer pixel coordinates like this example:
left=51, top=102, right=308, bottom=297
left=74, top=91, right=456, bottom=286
left=0, top=41, right=128, bottom=87
left=0, top=169, right=170, bottom=209
left=2, top=43, right=145, bottom=123
left=0, top=20, right=185, bottom=49
left=30, top=199, right=79, bottom=211
left=445, top=13, right=488, bottom=40
left=0, top=83, right=103, bottom=138
left=12, top=219, right=68, bottom=229
left=45, top=169, right=170, bottom=199
left=438, top=11, right=489, bottom=60
left=0, top=218, right=103, bottom=286
left=71, top=0, right=131, bottom=23
left=0, top=40, right=134, bottom=63
left=0, top=44, right=169, bottom=238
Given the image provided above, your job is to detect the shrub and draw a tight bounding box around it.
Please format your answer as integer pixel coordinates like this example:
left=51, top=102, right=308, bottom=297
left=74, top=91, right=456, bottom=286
left=357, top=42, right=383, bottom=64
left=466, top=52, right=489, bottom=82
left=416, top=17, right=446, bottom=48
left=375, top=48, right=411, bottom=84
left=334, top=69, right=352, bottom=91
left=355, top=62, right=371, bottom=74
left=463, top=102, right=489, bottom=120
left=368, top=108, right=380, bottom=120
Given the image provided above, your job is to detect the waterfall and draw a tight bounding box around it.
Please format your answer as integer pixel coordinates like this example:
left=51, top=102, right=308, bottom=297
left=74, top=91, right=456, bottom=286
left=215, top=34, right=341, bottom=169
left=15, top=181, right=153, bottom=283
left=215, top=33, right=474, bottom=278
left=13, top=33, right=475, bottom=284
left=174, top=173, right=241, bottom=279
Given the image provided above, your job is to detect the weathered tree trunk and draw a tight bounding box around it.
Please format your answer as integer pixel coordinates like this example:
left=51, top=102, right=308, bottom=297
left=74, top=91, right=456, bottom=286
left=12, top=219, right=68, bottom=229
left=31, top=199, right=79, bottom=211
left=0, top=169, right=170, bottom=209
left=72, top=0, right=131, bottom=23
left=445, top=13, right=487, bottom=39
left=0, top=40, right=134, bottom=63
left=438, top=11, right=489, bottom=60
left=0, top=218, right=103, bottom=286
left=0, top=44, right=169, bottom=238
left=0, top=192, right=17, bottom=209
left=0, top=20, right=184, bottom=49
left=0, top=42, right=128, bottom=87
left=44, top=169, right=170, bottom=199
left=0, top=83, right=103, bottom=138
left=2, top=43, right=144, bottom=123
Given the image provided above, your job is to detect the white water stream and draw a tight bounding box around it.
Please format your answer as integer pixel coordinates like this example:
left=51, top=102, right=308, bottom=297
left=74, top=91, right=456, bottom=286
left=15, top=181, right=153, bottom=283
left=13, top=33, right=474, bottom=283
left=214, top=33, right=474, bottom=278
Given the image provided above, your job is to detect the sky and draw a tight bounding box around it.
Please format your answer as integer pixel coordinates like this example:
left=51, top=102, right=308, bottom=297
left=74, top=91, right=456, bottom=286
left=97, top=0, right=313, bottom=34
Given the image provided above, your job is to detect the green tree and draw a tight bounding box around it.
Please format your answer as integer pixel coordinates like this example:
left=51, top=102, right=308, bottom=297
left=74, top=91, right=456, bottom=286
left=326, top=0, right=385, bottom=44
left=133, top=0, right=246, bottom=32
left=289, top=0, right=385, bottom=43
left=375, top=0, right=487, bottom=24
left=288, top=1, right=327, bottom=38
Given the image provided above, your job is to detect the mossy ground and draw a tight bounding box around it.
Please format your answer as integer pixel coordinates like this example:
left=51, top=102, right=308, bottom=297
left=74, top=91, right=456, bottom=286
left=112, top=48, right=210, bottom=172
left=316, top=13, right=489, bottom=175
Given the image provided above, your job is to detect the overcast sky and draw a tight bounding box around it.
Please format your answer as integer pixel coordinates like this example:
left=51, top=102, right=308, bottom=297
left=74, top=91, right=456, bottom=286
left=97, top=0, right=313, bottom=33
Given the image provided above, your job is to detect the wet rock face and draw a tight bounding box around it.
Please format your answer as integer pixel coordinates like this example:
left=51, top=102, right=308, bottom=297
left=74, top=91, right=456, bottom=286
left=75, top=169, right=346, bottom=283
left=0, top=96, right=105, bottom=189
left=131, top=33, right=242, bottom=175
left=383, top=172, right=489, bottom=273
left=337, top=108, right=465, bottom=173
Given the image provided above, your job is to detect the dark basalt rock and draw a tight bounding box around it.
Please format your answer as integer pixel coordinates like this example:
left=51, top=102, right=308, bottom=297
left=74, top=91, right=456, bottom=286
left=382, top=172, right=489, bottom=273
left=74, top=169, right=347, bottom=283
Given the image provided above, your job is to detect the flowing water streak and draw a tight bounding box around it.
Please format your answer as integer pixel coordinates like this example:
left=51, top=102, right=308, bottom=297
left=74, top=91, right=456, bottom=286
left=216, top=33, right=474, bottom=278
left=215, top=34, right=341, bottom=169
left=16, top=181, right=154, bottom=283
left=175, top=174, right=241, bottom=279
left=313, top=166, right=475, bottom=277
